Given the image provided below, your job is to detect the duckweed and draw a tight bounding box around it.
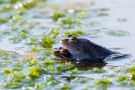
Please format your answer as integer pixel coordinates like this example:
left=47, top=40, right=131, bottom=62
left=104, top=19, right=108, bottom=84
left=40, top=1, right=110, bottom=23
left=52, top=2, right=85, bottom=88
left=28, top=66, right=41, bottom=79
left=115, top=75, right=128, bottom=82
left=44, top=75, right=59, bottom=85
left=0, top=18, right=7, bottom=23
left=130, top=72, right=135, bottom=81
left=98, top=11, right=107, bottom=16
left=89, top=67, right=105, bottom=73
left=75, top=9, right=87, bottom=18
left=11, top=67, right=23, bottom=71
left=70, top=68, right=80, bottom=74
left=126, top=66, right=135, bottom=72
left=50, top=11, right=65, bottom=22
left=94, top=77, right=111, bottom=87
left=48, top=28, right=59, bottom=38
left=40, top=35, right=53, bottom=48
left=3, top=67, right=11, bottom=74
left=0, top=49, right=19, bottom=60
left=11, top=34, right=22, bottom=43
left=60, top=83, right=70, bottom=89
left=129, top=80, right=135, bottom=86
left=74, top=77, right=90, bottom=83
left=58, top=17, right=81, bottom=25
left=30, top=45, right=40, bottom=52
left=23, top=0, right=41, bottom=9
left=4, top=81, right=20, bottom=88
left=0, top=5, right=13, bottom=12
left=107, top=30, right=130, bottom=36
left=27, top=36, right=39, bottom=45
left=7, top=0, right=19, bottom=3
left=44, top=59, right=53, bottom=64
left=63, top=29, right=84, bottom=37
left=31, top=58, right=37, bottom=65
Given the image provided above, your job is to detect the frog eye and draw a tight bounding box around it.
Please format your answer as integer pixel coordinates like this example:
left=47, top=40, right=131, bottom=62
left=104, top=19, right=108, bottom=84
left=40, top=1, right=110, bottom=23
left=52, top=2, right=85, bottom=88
left=69, top=37, right=77, bottom=42
left=58, top=47, right=63, bottom=50
left=66, top=35, right=72, bottom=38
left=60, top=49, right=68, bottom=55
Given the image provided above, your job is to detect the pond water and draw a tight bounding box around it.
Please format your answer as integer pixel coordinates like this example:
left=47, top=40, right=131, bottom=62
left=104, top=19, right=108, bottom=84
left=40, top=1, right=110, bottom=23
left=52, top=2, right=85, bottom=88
left=0, top=0, right=135, bottom=90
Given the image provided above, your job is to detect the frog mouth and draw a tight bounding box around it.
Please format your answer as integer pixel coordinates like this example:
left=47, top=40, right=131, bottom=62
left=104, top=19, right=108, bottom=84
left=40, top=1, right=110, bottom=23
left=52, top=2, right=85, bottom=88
left=60, top=40, right=65, bottom=45
left=52, top=52, right=70, bottom=60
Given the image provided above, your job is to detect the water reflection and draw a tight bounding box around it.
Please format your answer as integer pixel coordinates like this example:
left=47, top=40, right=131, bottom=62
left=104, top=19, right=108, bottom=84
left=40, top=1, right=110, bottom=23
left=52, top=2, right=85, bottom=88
left=60, top=59, right=106, bottom=82
left=71, top=59, right=106, bottom=70
left=55, top=58, right=107, bottom=71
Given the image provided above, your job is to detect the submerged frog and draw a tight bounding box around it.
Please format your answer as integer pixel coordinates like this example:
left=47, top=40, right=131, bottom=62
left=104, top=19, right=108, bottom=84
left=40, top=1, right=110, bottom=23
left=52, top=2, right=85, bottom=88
left=52, top=35, right=130, bottom=61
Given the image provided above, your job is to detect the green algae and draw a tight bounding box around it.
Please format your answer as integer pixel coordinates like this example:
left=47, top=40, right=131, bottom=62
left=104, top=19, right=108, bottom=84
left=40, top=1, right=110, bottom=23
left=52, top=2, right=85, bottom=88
left=89, top=67, right=105, bottom=73
left=60, top=82, right=70, bottom=89
left=48, top=28, right=59, bottom=38
left=115, top=74, right=128, bottom=83
left=50, top=11, right=65, bottom=22
left=28, top=65, right=41, bottom=79
left=40, top=35, right=53, bottom=48
left=94, top=77, right=112, bottom=87
left=3, top=67, right=11, bottom=74
left=57, top=16, right=81, bottom=29
left=74, top=77, right=90, bottom=83
left=63, top=29, right=84, bottom=37
left=0, top=18, right=7, bottom=23
left=107, top=30, right=130, bottom=36
left=126, top=66, right=135, bottom=72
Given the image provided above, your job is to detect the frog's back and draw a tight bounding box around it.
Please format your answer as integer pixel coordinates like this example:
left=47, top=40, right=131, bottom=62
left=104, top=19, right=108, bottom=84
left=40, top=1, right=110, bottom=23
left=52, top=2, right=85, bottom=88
left=79, top=38, right=115, bottom=60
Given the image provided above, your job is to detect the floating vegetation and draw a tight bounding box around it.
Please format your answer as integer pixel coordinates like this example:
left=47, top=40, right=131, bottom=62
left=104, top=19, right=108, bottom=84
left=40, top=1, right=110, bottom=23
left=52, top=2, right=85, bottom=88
left=50, top=11, right=65, bottom=22
left=98, top=11, right=108, bottom=16
left=0, top=4, right=13, bottom=12
left=126, top=66, right=135, bottom=73
left=48, top=28, right=59, bottom=38
left=40, top=35, right=53, bottom=48
left=63, top=29, right=84, bottom=37
left=115, top=74, right=128, bottom=82
left=68, top=9, right=87, bottom=18
left=106, top=30, right=130, bottom=36
left=60, top=82, right=70, bottom=89
left=89, top=21, right=100, bottom=26
left=0, top=49, right=20, bottom=60
left=94, top=77, right=112, bottom=87
left=86, top=29, right=101, bottom=38
left=27, top=36, right=39, bottom=45
left=0, top=18, right=7, bottom=23
left=74, top=77, right=90, bottom=83
left=117, top=18, right=127, bottom=22
left=89, top=67, right=105, bottom=73
left=58, top=16, right=81, bottom=28
left=58, top=17, right=81, bottom=25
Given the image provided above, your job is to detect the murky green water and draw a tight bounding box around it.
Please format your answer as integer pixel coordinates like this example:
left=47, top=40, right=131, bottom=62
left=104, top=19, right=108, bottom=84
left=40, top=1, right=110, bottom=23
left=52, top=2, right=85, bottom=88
left=0, top=0, right=135, bottom=90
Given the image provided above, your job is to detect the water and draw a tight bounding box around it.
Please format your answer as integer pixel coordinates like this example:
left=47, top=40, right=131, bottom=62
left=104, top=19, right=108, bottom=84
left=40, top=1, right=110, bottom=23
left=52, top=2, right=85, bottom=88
left=0, top=0, right=135, bottom=89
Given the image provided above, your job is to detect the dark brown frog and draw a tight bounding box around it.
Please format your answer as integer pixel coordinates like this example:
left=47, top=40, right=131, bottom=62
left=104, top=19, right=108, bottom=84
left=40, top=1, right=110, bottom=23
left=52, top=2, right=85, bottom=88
left=52, top=35, right=130, bottom=61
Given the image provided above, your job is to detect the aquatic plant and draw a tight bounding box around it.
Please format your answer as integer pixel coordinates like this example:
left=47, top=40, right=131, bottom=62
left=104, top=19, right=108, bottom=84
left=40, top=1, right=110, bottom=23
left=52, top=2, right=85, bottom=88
left=107, top=30, right=130, bottom=36
left=63, top=29, right=84, bottom=37
left=50, top=11, right=65, bottom=22
left=0, top=18, right=7, bottom=23
left=94, top=77, right=112, bottom=87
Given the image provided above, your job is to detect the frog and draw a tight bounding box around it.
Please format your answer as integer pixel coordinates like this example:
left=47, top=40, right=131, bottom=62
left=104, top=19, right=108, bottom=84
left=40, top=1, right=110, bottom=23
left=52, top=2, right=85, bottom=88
left=52, top=35, right=130, bottom=61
